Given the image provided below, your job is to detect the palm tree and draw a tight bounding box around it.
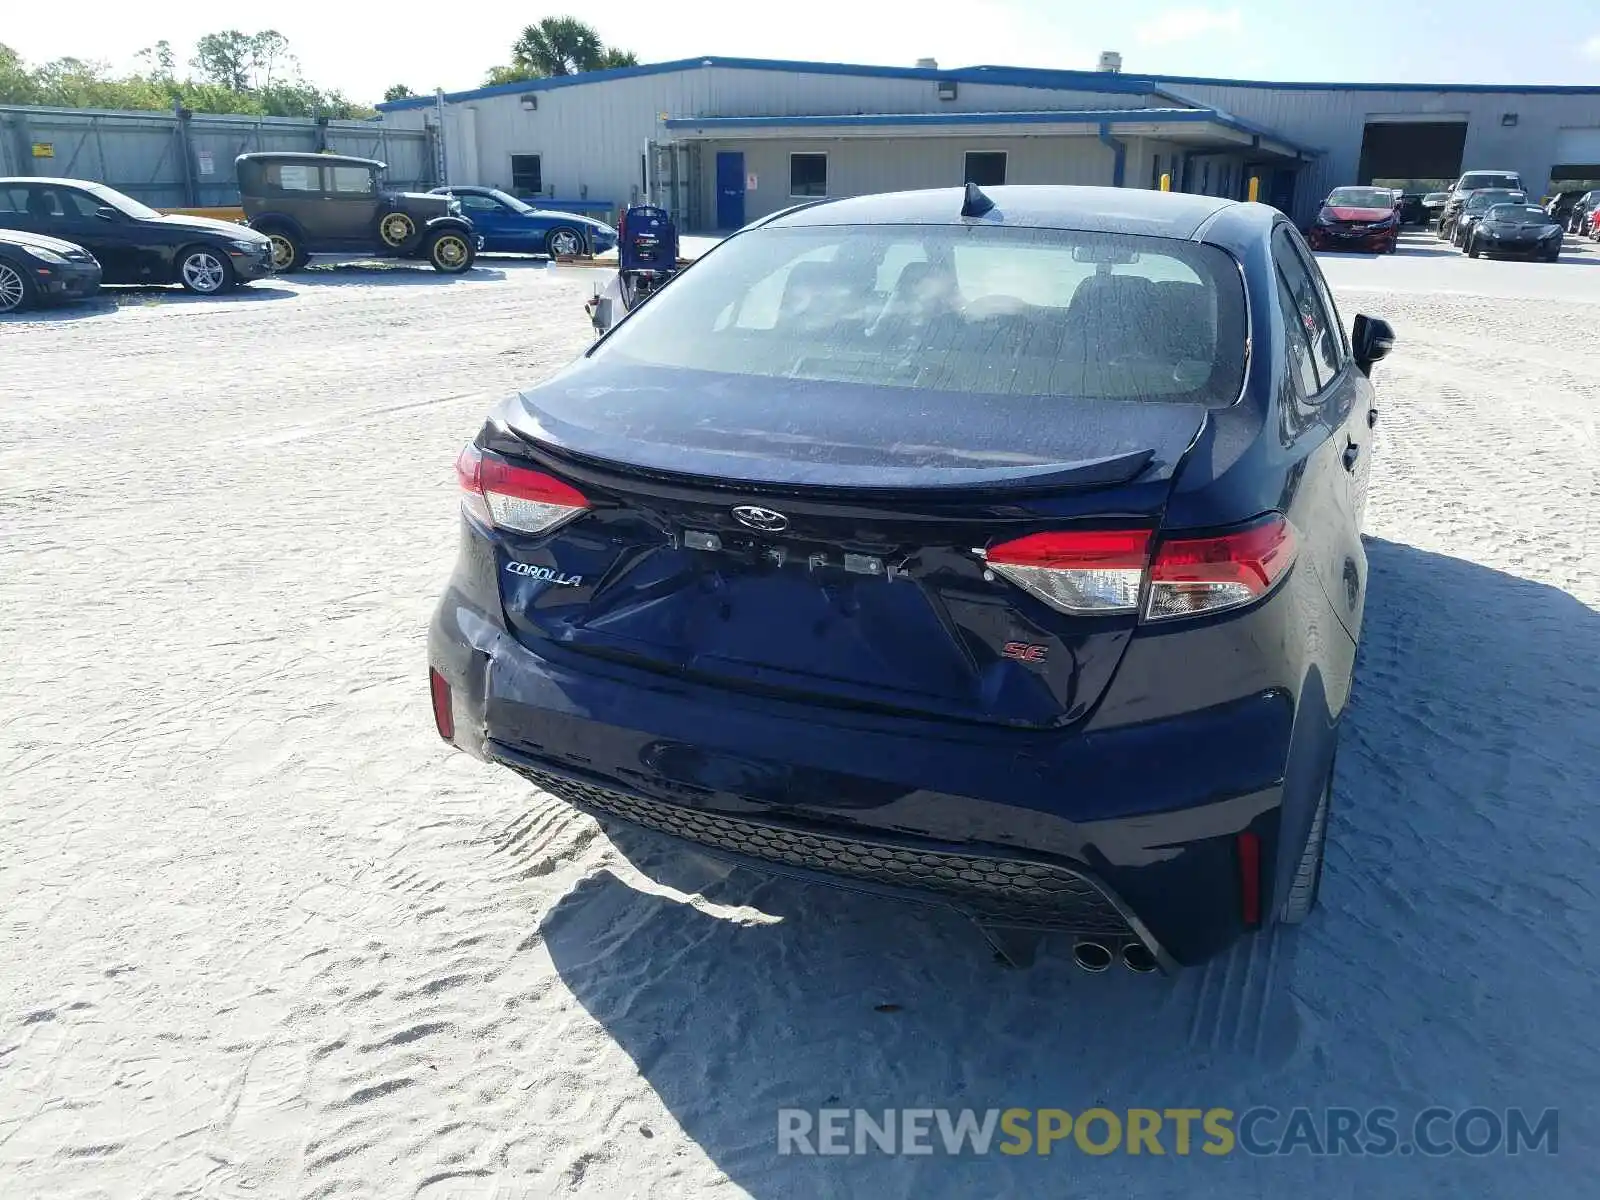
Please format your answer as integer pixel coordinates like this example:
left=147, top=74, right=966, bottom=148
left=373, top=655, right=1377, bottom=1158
left=512, top=18, right=605, bottom=77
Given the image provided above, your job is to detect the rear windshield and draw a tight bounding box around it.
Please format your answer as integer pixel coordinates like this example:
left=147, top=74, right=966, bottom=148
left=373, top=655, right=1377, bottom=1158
left=1327, top=188, right=1394, bottom=208
left=1488, top=205, right=1551, bottom=222
left=1460, top=173, right=1520, bottom=191
left=1465, top=190, right=1522, bottom=210
left=594, top=224, right=1247, bottom=408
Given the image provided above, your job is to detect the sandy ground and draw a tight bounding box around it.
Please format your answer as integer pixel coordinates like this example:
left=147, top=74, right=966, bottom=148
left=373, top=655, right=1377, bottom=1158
left=2, top=236, right=1598, bottom=1199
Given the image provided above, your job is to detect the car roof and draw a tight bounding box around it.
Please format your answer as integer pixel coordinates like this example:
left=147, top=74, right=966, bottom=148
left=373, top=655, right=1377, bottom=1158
left=761, top=185, right=1244, bottom=241
left=0, top=177, right=113, bottom=188
left=236, top=152, right=386, bottom=169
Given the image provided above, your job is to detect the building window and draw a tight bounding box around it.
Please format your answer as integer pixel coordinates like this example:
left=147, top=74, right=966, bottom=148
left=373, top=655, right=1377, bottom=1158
left=510, top=154, right=542, bottom=196
left=964, top=151, right=1007, bottom=187
left=790, top=153, right=828, bottom=197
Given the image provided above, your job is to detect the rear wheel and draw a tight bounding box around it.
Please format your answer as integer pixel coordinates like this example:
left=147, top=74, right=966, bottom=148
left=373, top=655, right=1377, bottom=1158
left=544, top=226, right=584, bottom=258
left=1281, top=765, right=1331, bottom=925
left=177, top=246, right=235, bottom=295
left=425, top=228, right=474, bottom=274
left=0, top=260, right=36, bottom=314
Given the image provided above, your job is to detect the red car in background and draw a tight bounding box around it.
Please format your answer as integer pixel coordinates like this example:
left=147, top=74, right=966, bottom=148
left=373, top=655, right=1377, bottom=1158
left=1307, top=186, right=1400, bottom=254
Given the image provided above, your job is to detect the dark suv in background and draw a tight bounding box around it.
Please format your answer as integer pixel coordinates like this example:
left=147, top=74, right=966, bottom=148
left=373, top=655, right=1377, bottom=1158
left=237, top=153, right=479, bottom=274
left=1438, top=170, right=1525, bottom=242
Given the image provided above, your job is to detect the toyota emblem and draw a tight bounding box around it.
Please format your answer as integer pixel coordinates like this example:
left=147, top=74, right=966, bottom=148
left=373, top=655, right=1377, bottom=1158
left=731, top=505, right=789, bottom=533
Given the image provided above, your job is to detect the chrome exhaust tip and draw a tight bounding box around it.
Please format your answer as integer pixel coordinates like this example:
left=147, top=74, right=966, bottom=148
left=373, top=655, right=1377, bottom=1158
left=1121, top=942, right=1158, bottom=973
left=1071, top=940, right=1113, bottom=973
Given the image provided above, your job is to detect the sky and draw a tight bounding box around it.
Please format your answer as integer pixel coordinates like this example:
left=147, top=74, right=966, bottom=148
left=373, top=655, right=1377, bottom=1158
left=5, top=1, right=1600, bottom=105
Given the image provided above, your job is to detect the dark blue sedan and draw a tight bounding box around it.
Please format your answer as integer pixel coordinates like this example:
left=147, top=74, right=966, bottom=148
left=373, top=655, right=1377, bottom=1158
left=427, top=185, right=1395, bottom=972
left=429, top=186, right=616, bottom=257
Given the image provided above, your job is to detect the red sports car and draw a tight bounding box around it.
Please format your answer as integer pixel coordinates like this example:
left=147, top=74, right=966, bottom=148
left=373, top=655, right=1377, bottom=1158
left=1307, top=186, right=1400, bottom=254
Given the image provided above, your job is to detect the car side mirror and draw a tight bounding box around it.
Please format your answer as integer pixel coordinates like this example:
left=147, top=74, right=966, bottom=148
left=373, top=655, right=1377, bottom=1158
left=1352, top=314, right=1395, bottom=375
left=95, top=206, right=120, bottom=221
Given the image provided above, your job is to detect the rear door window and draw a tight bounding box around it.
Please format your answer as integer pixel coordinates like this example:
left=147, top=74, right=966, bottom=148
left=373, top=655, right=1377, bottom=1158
left=269, top=163, right=322, bottom=193
left=1284, top=227, right=1348, bottom=369
left=1272, top=226, right=1341, bottom=393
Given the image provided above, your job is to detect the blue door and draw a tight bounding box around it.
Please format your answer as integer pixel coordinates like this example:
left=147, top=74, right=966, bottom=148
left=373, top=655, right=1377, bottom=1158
left=456, top=193, right=519, bottom=252
left=715, top=152, right=745, bottom=230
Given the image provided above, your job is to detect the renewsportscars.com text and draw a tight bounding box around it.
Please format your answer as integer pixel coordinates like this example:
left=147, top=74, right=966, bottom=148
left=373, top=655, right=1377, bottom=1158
left=777, top=1106, right=1558, bottom=1157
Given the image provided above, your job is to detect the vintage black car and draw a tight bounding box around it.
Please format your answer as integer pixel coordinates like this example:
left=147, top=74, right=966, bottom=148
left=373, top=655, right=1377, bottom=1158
left=237, top=153, right=478, bottom=274
left=0, top=177, right=273, bottom=295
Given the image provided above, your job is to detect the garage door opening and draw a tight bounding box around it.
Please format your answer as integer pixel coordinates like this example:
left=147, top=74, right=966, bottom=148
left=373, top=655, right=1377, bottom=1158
left=1551, top=164, right=1600, bottom=190
left=1357, top=121, right=1467, bottom=190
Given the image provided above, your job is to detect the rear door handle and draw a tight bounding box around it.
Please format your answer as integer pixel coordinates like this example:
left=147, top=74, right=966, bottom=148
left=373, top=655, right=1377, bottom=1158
left=1343, top=443, right=1360, bottom=471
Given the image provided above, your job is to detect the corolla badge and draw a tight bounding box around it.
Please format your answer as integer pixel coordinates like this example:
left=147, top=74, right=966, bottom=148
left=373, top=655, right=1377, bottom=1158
left=731, top=505, right=789, bottom=533
left=504, top=561, right=583, bottom=586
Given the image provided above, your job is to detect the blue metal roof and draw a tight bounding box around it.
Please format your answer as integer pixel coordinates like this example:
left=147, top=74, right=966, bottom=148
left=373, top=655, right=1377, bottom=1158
left=763, top=184, right=1247, bottom=240
left=377, top=54, right=1600, bottom=114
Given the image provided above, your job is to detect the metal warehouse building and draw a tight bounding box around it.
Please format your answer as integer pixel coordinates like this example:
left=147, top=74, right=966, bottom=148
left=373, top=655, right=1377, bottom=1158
left=377, top=56, right=1600, bottom=230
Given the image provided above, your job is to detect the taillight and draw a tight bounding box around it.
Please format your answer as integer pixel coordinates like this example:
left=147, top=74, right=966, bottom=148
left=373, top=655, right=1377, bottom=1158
left=429, top=668, right=455, bottom=741
left=983, top=515, right=1297, bottom=622
left=455, top=442, right=588, bottom=534
left=1146, top=515, right=1297, bottom=621
left=1236, top=830, right=1262, bottom=928
left=984, top=528, right=1152, bottom=615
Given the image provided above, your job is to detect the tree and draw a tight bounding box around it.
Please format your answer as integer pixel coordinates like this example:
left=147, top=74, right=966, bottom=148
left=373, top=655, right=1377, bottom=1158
left=384, top=84, right=417, bottom=102
left=0, top=43, right=40, bottom=104
left=190, top=29, right=294, bottom=92
left=512, top=17, right=602, bottom=77
left=135, top=41, right=177, bottom=82
left=483, top=64, right=537, bottom=87
left=489, top=17, right=636, bottom=82
left=0, top=35, right=375, bottom=118
left=191, top=30, right=252, bottom=90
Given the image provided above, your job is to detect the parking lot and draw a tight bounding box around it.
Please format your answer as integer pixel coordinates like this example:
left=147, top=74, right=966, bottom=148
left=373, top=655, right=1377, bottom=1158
left=2, top=233, right=1598, bottom=1199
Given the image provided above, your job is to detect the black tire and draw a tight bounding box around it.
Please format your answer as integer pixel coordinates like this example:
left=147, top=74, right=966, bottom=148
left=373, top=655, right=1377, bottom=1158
left=176, top=245, right=235, bottom=295
left=425, top=228, right=475, bottom=274
left=0, top=258, right=37, bottom=314
left=1281, top=764, right=1331, bottom=925
left=1467, top=236, right=1482, bottom=258
left=262, top=227, right=308, bottom=273
left=544, top=226, right=585, bottom=258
